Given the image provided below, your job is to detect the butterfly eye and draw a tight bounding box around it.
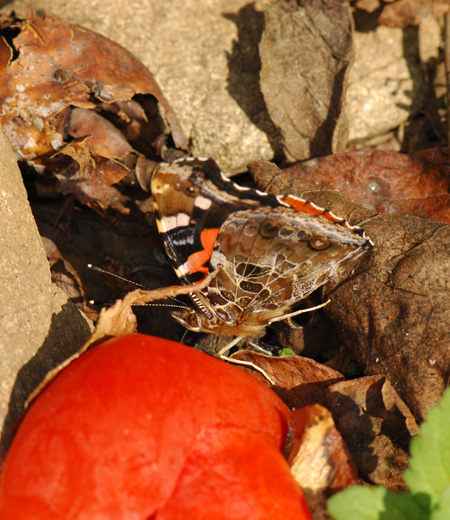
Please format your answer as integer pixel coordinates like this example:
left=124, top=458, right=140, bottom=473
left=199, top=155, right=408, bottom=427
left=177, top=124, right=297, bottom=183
left=309, top=237, right=330, bottom=250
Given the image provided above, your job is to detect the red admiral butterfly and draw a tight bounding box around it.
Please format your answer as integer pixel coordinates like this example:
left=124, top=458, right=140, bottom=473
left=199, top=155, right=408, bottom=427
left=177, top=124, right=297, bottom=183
left=151, top=157, right=372, bottom=339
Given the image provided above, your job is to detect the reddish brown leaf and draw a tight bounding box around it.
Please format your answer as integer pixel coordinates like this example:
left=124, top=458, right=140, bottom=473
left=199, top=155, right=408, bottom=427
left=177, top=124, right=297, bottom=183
left=282, top=148, right=450, bottom=224
left=67, top=108, right=133, bottom=159
left=288, top=404, right=358, bottom=520
left=230, top=350, right=345, bottom=409
left=0, top=13, right=187, bottom=203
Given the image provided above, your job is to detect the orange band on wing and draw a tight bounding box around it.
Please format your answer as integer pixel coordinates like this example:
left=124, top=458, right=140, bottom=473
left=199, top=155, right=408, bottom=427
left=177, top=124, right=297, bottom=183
left=185, top=250, right=210, bottom=280
left=283, top=196, right=323, bottom=215
left=185, top=228, right=219, bottom=282
left=200, top=227, right=219, bottom=256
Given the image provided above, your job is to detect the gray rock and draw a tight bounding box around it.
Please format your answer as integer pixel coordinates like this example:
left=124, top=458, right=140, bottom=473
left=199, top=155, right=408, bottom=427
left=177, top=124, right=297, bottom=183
left=0, top=130, right=53, bottom=449
left=347, top=25, right=426, bottom=142
left=0, top=131, right=93, bottom=455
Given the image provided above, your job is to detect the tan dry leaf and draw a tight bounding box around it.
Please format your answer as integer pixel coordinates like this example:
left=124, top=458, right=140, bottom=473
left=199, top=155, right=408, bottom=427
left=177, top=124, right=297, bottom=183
left=288, top=404, right=358, bottom=520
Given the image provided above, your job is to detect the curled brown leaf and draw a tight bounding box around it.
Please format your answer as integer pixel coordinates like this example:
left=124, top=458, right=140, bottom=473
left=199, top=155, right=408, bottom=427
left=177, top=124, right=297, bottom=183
left=325, top=376, right=419, bottom=489
left=0, top=13, right=187, bottom=203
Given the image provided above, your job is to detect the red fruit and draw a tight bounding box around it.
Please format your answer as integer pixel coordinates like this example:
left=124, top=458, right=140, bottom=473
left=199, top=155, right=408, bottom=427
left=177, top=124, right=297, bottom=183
left=0, top=334, right=310, bottom=519
left=156, top=424, right=312, bottom=520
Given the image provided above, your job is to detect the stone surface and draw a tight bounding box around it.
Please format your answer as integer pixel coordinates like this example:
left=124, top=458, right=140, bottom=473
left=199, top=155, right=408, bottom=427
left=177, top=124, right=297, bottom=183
left=0, top=131, right=93, bottom=455
left=0, top=130, right=53, bottom=449
left=347, top=24, right=426, bottom=142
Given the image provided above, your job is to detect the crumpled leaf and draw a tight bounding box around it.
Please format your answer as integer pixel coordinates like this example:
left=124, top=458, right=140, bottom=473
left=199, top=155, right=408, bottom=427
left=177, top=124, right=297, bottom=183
left=0, top=12, right=187, bottom=203
left=230, top=350, right=345, bottom=409
left=355, top=0, right=450, bottom=28
left=288, top=404, right=358, bottom=520
left=230, top=349, right=417, bottom=490
left=249, top=160, right=450, bottom=422
left=325, top=376, right=419, bottom=490
left=282, top=148, right=450, bottom=224
left=259, top=0, right=352, bottom=161
left=40, top=235, right=85, bottom=306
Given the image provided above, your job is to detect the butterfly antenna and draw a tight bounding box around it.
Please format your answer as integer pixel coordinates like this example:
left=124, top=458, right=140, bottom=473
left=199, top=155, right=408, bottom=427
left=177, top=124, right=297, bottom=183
left=87, top=264, right=147, bottom=289
left=137, top=302, right=189, bottom=309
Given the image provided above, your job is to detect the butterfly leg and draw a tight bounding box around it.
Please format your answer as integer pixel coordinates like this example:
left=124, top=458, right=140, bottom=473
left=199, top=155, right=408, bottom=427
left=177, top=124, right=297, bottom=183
left=268, top=299, right=331, bottom=325
left=217, top=336, right=243, bottom=356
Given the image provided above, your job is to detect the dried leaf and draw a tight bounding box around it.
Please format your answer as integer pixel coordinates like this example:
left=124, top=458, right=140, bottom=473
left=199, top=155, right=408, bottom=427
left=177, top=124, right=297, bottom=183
left=282, top=148, right=450, bottom=224
left=230, top=350, right=345, bottom=409
left=41, top=236, right=85, bottom=305
left=288, top=404, right=358, bottom=520
left=259, top=0, right=352, bottom=161
left=325, top=376, right=419, bottom=490
left=249, top=160, right=450, bottom=422
left=68, top=108, right=133, bottom=159
left=0, top=13, right=187, bottom=203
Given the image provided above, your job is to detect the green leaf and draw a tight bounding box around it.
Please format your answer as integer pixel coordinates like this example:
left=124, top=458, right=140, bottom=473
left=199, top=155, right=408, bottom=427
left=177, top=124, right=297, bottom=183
left=327, top=486, right=428, bottom=520
left=430, top=485, right=450, bottom=520
left=328, top=486, right=388, bottom=520
left=277, top=348, right=295, bottom=356
left=404, top=388, right=450, bottom=508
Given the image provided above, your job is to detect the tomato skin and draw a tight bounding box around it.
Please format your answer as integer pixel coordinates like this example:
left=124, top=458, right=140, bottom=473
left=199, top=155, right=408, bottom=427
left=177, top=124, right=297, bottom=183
left=0, top=334, right=293, bottom=519
left=156, top=424, right=313, bottom=520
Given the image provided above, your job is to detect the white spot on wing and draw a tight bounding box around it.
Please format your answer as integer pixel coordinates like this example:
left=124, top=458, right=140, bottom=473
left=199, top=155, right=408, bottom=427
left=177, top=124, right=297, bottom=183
left=194, top=195, right=212, bottom=210
left=158, top=213, right=190, bottom=232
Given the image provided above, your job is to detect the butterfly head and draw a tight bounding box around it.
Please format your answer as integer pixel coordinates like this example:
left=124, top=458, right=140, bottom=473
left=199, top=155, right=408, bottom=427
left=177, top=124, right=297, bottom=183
left=171, top=289, right=268, bottom=337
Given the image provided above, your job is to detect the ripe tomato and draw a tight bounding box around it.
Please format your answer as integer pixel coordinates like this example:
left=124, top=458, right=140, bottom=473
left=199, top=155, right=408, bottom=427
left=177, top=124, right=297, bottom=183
left=0, top=334, right=311, bottom=519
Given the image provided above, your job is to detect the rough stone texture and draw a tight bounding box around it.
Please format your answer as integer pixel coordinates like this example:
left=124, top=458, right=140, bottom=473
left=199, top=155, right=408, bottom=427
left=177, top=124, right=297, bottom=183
left=347, top=24, right=426, bottom=142
left=0, top=129, right=53, bottom=442
left=0, top=131, right=93, bottom=455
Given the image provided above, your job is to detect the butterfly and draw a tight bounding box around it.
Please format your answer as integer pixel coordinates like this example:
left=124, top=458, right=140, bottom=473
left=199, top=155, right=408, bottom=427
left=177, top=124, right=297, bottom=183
left=151, top=157, right=372, bottom=341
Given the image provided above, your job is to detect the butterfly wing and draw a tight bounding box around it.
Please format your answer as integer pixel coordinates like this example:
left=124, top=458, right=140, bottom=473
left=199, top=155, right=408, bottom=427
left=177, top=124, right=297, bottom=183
left=205, top=205, right=369, bottom=328
left=151, top=157, right=280, bottom=285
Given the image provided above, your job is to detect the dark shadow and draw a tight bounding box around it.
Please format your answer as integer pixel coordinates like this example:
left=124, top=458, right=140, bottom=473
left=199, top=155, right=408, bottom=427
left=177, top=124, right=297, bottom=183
left=1, top=301, right=93, bottom=456
left=400, top=24, right=446, bottom=151
left=310, top=65, right=348, bottom=158
left=223, top=4, right=284, bottom=162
